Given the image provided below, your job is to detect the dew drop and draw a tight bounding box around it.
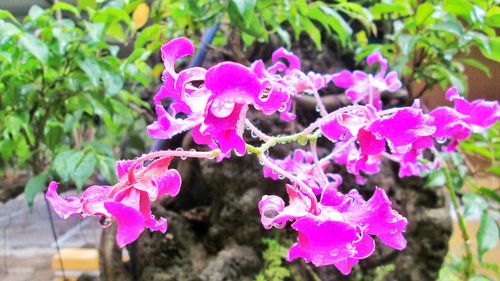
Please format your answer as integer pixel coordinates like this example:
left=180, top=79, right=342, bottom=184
left=278, top=174, right=285, bottom=180
left=263, top=208, right=279, bottom=219
left=330, top=248, right=339, bottom=256
left=436, top=137, right=447, bottom=144
left=312, top=254, right=324, bottom=265
left=390, top=229, right=398, bottom=234
left=99, top=216, right=113, bottom=228
left=278, top=103, right=287, bottom=112
left=251, top=131, right=257, bottom=138
left=315, top=105, right=321, bottom=112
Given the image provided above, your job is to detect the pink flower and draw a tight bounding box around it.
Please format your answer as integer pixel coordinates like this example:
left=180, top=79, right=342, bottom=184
left=46, top=156, right=181, bottom=247
left=331, top=52, right=401, bottom=110
left=263, top=149, right=331, bottom=194
left=148, top=38, right=262, bottom=155
left=446, top=87, right=500, bottom=131
left=251, top=47, right=332, bottom=121
left=369, top=107, right=435, bottom=150
left=430, top=87, right=500, bottom=151
left=258, top=182, right=407, bottom=275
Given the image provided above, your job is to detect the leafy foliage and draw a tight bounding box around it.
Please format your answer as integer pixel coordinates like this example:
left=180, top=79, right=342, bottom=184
left=255, top=238, right=291, bottom=281
left=356, top=0, right=499, bottom=99
left=0, top=2, right=151, bottom=205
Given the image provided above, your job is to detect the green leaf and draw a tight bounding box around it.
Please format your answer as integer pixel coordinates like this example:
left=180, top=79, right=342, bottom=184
left=72, top=152, right=96, bottom=190
left=463, top=193, right=487, bottom=218
left=299, top=17, right=322, bottom=49
left=319, top=4, right=352, bottom=46
left=480, top=37, right=500, bottom=62
left=462, top=58, right=491, bottom=77
left=415, top=3, right=434, bottom=25
left=84, top=22, right=105, bottom=44
left=44, top=121, right=65, bottom=151
left=28, top=5, right=45, bottom=21
left=477, top=187, right=500, bottom=204
left=24, top=174, right=47, bottom=209
left=19, top=33, right=49, bottom=64
left=78, top=58, right=102, bottom=87
left=97, top=155, right=116, bottom=183
left=102, top=70, right=123, bottom=97
left=230, top=0, right=256, bottom=19
left=51, top=2, right=80, bottom=17
left=370, top=3, right=411, bottom=18
left=486, top=6, right=500, bottom=27
left=134, top=24, right=161, bottom=49
left=0, top=9, right=20, bottom=25
left=53, top=150, right=84, bottom=182
left=77, top=0, right=97, bottom=11
left=477, top=210, right=499, bottom=262
left=425, top=169, right=446, bottom=188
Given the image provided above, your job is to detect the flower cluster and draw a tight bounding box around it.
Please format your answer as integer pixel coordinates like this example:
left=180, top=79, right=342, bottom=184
left=147, top=37, right=332, bottom=158
left=47, top=155, right=181, bottom=247
left=258, top=179, right=407, bottom=274
left=46, top=37, right=499, bottom=275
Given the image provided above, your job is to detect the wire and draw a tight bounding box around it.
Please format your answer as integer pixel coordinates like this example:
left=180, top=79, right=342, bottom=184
left=44, top=196, right=66, bottom=281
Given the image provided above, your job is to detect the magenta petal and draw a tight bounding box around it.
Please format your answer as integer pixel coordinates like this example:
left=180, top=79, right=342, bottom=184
left=445, top=86, right=459, bottom=101
left=258, top=195, right=286, bottom=229
left=430, top=107, right=471, bottom=140
left=147, top=105, right=203, bottom=139
left=346, top=188, right=408, bottom=250
left=215, top=129, right=246, bottom=155
left=367, top=52, right=387, bottom=76
left=369, top=108, right=435, bottom=147
left=161, top=37, right=195, bottom=77
left=272, top=47, right=301, bottom=71
left=358, top=127, right=385, bottom=156
left=288, top=217, right=369, bottom=270
left=152, top=169, right=182, bottom=198
left=146, top=215, right=167, bottom=233
left=81, top=185, right=111, bottom=216
left=46, top=181, right=82, bottom=219
left=116, top=160, right=136, bottom=180
left=320, top=113, right=352, bottom=142
left=385, top=71, right=402, bottom=92
left=331, top=70, right=354, bottom=88
left=104, top=201, right=145, bottom=248
left=205, top=62, right=260, bottom=104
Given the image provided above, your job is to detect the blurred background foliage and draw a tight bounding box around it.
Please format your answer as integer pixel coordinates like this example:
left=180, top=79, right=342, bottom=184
left=0, top=0, right=498, bottom=280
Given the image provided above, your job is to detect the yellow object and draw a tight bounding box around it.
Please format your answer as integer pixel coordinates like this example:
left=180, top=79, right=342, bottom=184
left=132, top=3, right=150, bottom=31
left=52, top=248, right=99, bottom=281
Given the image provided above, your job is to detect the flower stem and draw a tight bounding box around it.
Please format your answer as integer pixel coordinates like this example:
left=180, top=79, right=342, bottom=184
left=245, top=119, right=271, bottom=141
left=258, top=154, right=318, bottom=214
left=310, top=139, right=328, bottom=184
left=442, top=164, right=475, bottom=278
left=319, top=138, right=355, bottom=165
left=312, top=89, right=328, bottom=117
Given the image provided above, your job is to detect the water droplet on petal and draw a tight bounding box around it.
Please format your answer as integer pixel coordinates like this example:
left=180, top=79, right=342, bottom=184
left=315, top=105, right=321, bottom=112
left=330, top=248, right=339, bottom=256
left=99, top=216, right=113, bottom=228
left=436, top=137, right=447, bottom=144
left=263, top=208, right=279, bottom=219
left=251, top=131, right=257, bottom=138
left=312, top=254, right=324, bottom=265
